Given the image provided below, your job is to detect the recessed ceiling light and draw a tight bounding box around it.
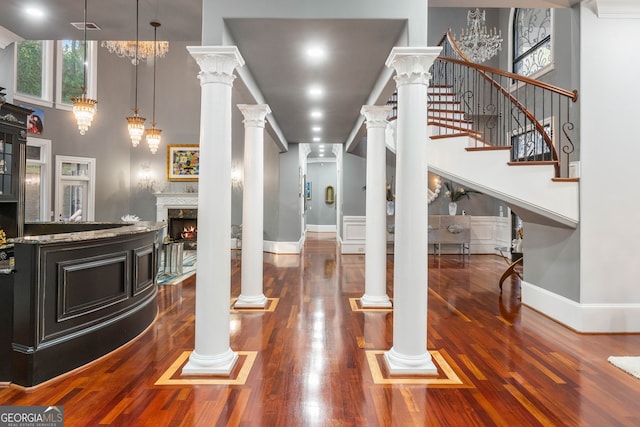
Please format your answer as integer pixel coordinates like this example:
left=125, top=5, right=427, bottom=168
left=312, top=126, right=322, bottom=132
left=319, top=153, right=325, bottom=157
left=313, top=137, right=320, bottom=142
left=310, top=110, right=323, bottom=119
left=24, top=6, right=45, bottom=19
left=305, top=45, right=326, bottom=62
left=308, top=85, right=324, bottom=99
left=319, top=147, right=325, bottom=151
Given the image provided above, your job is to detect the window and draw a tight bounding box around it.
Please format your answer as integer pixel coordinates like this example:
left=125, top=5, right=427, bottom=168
left=14, top=40, right=54, bottom=106
left=512, top=8, right=552, bottom=78
left=56, top=40, right=98, bottom=109
left=511, top=121, right=552, bottom=161
left=25, top=138, right=52, bottom=222
left=55, top=156, right=96, bottom=221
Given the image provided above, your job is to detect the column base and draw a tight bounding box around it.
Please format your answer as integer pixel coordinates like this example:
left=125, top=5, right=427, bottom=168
left=234, top=293, right=268, bottom=308
left=360, top=293, right=392, bottom=308
left=383, top=347, right=437, bottom=375
left=182, top=348, right=239, bottom=375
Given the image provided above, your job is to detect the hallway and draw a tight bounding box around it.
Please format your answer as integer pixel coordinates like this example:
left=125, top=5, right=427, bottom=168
left=1, top=234, right=640, bottom=425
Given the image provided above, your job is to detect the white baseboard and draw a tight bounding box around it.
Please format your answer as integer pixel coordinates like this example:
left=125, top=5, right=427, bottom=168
left=307, top=224, right=336, bottom=233
left=522, top=281, right=640, bottom=333
left=263, top=238, right=303, bottom=254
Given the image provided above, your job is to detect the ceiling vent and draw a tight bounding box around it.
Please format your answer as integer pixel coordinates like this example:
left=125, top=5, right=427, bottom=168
left=70, top=22, right=101, bottom=30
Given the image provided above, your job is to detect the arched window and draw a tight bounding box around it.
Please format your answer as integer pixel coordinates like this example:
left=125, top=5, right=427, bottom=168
left=513, top=8, right=552, bottom=77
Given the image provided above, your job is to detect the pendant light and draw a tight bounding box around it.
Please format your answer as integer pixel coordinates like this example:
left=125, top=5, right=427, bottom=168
left=71, top=0, right=97, bottom=135
left=126, top=0, right=146, bottom=147
left=146, top=21, right=162, bottom=154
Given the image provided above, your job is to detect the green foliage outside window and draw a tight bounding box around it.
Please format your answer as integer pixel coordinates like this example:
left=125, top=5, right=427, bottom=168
left=16, top=41, right=43, bottom=97
left=61, top=40, right=85, bottom=104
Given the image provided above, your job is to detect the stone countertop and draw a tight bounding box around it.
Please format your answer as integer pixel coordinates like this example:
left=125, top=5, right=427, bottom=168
left=9, top=222, right=167, bottom=245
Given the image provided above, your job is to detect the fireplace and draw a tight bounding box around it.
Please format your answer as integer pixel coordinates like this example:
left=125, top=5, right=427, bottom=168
left=168, top=208, right=197, bottom=250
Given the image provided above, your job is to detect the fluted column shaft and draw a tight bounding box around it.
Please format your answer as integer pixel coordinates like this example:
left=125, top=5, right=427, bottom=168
left=183, top=46, right=244, bottom=375
left=235, top=104, right=271, bottom=308
left=384, top=47, right=442, bottom=375
left=360, top=105, right=393, bottom=308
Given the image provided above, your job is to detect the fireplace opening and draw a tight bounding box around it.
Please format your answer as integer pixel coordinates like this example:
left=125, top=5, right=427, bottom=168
left=167, top=209, right=197, bottom=250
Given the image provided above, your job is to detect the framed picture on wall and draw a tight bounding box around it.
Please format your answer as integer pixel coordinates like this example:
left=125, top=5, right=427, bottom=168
left=167, top=145, right=199, bottom=181
left=305, top=180, right=312, bottom=200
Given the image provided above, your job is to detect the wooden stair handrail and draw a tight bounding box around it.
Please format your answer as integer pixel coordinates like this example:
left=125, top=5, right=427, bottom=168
left=436, top=30, right=579, bottom=177
left=441, top=30, right=578, bottom=102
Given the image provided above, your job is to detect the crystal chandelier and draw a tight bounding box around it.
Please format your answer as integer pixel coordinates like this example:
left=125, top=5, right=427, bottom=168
left=126, top=0, right=145, bottom=147
left=455, top=8, right=503, bottom=63
left=71, top=0, right=97, bottom=135
left=101, top=40, right=169, bottom=65
left=146, top=21, right=162, bottom=154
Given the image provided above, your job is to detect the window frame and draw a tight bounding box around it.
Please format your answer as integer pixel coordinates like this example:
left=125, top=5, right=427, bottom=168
left=54, top=155, right=96, bottom=221
left=25, top=137, right=52, bottom=222
left=55, top=40, right=98, bottom=111
left=510, top=8, right=555, bottom=81
left=13, top=40, right=55, bottom=108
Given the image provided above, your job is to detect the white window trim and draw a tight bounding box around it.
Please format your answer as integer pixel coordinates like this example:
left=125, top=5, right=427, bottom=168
left=508, top=8, right=555, bottom=89
left=26, top=137, right=52, bottom=222
left=55, top=155, right=96, bottom=221
left=55, top=40, right=98, bottom=111
left=13, top=40, right=54, bottom=108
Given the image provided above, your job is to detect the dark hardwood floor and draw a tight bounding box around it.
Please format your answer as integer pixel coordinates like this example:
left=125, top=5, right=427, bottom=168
left=2, top=232, right=640, bottom=426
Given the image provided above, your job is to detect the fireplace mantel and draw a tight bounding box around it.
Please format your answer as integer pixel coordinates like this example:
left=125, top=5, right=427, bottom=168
left=155, top=193, right=198, bottom=222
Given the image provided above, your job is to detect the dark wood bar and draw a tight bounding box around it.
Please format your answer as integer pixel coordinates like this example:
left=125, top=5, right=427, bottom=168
left=0, top=222, right=165, bottom=387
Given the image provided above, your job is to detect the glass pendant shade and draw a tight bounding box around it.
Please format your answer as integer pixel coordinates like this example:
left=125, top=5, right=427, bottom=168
left=146, top=125, right=162, bottom=154
left=127, top=110, right=146, bottom=147
left=72, top=94, right=97, bottom=135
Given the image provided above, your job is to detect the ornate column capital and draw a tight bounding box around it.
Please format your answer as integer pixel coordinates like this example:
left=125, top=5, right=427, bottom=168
left=360, top=105, right=392, bottom=129
left=187, top=46, right=245, bottom=87
left=238, top=104, right=271, bottom=129
left=385, top=47, right=443, bottom=87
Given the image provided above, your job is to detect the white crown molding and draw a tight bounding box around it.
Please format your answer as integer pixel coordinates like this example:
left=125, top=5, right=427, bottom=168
left=0, top=26, right=22, bottom=49
left=595, top=0, right=640, bottom=18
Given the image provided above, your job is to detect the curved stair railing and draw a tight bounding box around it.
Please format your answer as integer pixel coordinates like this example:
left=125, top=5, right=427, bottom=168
left=427, top=31, right=578, bottom=179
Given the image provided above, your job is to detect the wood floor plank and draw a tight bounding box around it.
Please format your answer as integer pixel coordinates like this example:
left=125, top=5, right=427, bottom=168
left=1, top=233, right=640, bottom=425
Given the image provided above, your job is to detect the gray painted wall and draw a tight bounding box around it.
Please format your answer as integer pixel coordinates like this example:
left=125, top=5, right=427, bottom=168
left=0, top=44, right=15, bottom=100
left=342, top=153, right=366, bottom=216
left=277, top=144, right=300, bottom=242
left=263, top=134, right=280, bottom=240
left=307, top=161, right=337, bottom=226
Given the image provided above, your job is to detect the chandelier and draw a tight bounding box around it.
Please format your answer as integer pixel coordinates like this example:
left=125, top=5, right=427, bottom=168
left=126, top=0, right=145, bottom=147
left=71, top=0, right=97, bottom=135
left=101, top=40, right=169, bottom=65
left=455, top=8, right=503, bottom=63
left=146, top=21, right=162, bottom=154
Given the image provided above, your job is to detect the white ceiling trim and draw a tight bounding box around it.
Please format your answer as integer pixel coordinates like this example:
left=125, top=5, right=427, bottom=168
left=595, top=0, right=640, bottom=18
left=0, top=26, right=22, bottom=49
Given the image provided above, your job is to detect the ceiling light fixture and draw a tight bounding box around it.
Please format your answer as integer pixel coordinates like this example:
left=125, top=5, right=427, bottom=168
left=126, top=0, right=146, bottom=147
left=101, top=40, right=169, bottom=66
left=454, top=8, right=502, bottom=63
left=313, top=137, right=320, bottom=142
left=308, top=85, right=324, bottom=98
left=305, top=45, right=327, bottom=63
left=146, top=21, right=162, bottom=154
left=312, top=126, right=321, bottom=132
left=310, top=110, right=323, bottom=119
left=24, top=7, right=45, bottom=19
left=71, top=0, right=97, bottom=135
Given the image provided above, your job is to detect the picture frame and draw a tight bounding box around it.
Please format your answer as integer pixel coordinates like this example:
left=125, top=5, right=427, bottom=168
left=167, top=145, right=199, bottom=181
left=305, top=181, right=312, bottom=200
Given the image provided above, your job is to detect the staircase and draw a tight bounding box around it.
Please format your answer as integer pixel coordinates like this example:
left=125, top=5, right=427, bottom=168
left=386, top=32, right=580, bottom=229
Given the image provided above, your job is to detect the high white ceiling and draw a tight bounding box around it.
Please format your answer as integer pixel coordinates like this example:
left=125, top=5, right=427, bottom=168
left=0, top=0, right=581, bottom=156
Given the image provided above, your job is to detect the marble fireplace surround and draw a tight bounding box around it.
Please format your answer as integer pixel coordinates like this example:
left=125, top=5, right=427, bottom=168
left=155, top=193, right=198, bottom=222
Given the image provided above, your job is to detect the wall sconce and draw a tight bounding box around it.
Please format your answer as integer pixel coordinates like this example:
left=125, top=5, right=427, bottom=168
left=231, top=166, right=243, bottom=189
left=138, top=162, right=156, bottom=191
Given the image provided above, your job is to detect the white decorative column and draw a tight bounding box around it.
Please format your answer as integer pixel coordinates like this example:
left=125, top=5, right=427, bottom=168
left=384, top=47, right=442, bottom=375
left=360, top=105, right=392, bottom=308
left=182, top=46, right=244, bottom=375
left=235, top=104, right=271, bottom=308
